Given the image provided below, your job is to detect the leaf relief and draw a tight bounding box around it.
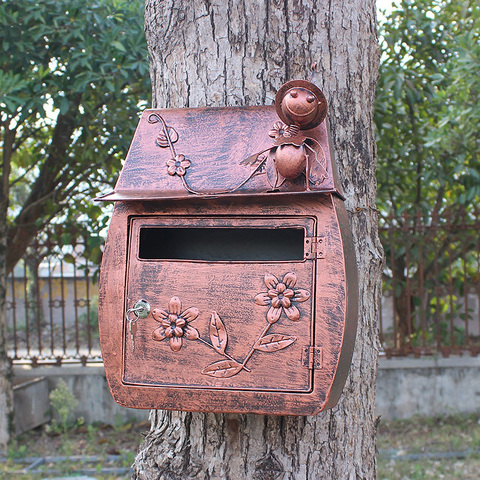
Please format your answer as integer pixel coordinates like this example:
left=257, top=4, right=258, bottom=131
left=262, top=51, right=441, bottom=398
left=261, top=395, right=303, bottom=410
left=202, top=360, right=243, bottom=378
left=254, top=334, right=297, bottom=352
left=209, top=311, right=228, bottom=354
left=156, top=126, right=179, bottom=147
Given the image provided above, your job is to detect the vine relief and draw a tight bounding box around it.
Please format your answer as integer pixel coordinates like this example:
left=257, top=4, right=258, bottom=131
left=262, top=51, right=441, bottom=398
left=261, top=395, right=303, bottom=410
left=149, top=272, right=311, bottom=378
left=148, top=112, right=328, bottom=195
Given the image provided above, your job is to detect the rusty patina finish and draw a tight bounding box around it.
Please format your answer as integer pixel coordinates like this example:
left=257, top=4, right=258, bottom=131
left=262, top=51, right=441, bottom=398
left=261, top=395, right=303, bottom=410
left=97, top=81, right=341, bottom=203
left=275, top=79, right=328, bottom=130
left=98, top=80, right=358, bottom=415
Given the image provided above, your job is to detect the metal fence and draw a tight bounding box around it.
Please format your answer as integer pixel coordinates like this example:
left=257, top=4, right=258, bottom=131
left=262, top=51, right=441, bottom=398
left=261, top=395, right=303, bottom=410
left=380, top=207, right=480, bottom=357
left=5, top=207, right=480, bottom=365
left=6, top=233, right=101, bottom=366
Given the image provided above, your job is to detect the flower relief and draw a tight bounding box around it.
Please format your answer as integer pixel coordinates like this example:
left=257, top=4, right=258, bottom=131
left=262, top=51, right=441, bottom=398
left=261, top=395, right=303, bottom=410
left=254, top=272, right=310, bottom=323
left=146, top=272, right=309, bottom=378
left=268, top=121, right=300, bottom=140
left=167, top=154, right=191, bottom=177
left=152, top=296, right=199, bottom=352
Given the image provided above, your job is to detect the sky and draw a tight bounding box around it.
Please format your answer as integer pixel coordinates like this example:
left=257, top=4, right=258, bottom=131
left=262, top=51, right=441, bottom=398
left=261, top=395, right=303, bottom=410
left=377, top=0, right=394, bottom=15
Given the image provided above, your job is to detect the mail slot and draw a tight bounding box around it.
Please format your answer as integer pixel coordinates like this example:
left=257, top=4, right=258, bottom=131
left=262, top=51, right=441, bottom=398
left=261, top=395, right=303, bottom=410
left=97, top=79, right=358, bottom=415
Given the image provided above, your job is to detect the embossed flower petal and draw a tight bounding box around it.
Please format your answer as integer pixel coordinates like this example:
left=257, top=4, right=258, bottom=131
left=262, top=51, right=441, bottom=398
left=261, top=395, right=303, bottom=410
left=175, top=154, right=185, bottom=162
left=268, top=128, right=279, bottom=138
left=284, top=288, right=295, bottom=299
left=167, top=159, right=176, bottom=167
left=161, top=319, right=171, bottom=329
left=293, top=289, right=310, bottom=302
left=152, top=308, right=168, bottom=322
left=176, top=166, right=186, bottom=176
left=283, top=272, right=297, bottom=288
left=264, top=274, right=279, bottom=290
left=170, top=336, right=182, bottom=352
left=184, top=325, right=199, bottom=340
left=268, top=122, right=284, bottom=138
left=267, top=306, right=282, bottom=324
left=165, top=327, right=174, bottom=338
left=271, top=296, right=281, bottom=308
left=276, top=282, right=286, bottom=294
left=254, top=293, right=271, bottom=306
left=181, top=307, right=199, bottom=322
left=168, top=296, right=182, bottom=315
left=289, top=124, right=300, bottom=136
left=152, top=327, right=166, bottom=341
left=268, top=289, right=278, bottom=298
left=175, top=317, right=186, bottom=328
left=281, top=297, right=291, bottom=308
left=167, top=165, right=177, bottom=175
left=180, top=159, right=191, bottom=168
left=285, top=305, right=300, bottom=322
left=173, top=326, right=184, bottom=337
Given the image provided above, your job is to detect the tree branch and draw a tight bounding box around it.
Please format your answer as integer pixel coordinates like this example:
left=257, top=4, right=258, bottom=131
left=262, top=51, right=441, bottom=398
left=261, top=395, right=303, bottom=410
left=6, top=93, right=83, bottom=273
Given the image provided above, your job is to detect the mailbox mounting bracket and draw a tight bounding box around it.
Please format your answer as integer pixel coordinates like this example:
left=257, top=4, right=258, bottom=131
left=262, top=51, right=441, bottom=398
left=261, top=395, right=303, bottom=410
left=304, top=235, right=326, bottom=259
left=301, top=346, right=323, bottom=369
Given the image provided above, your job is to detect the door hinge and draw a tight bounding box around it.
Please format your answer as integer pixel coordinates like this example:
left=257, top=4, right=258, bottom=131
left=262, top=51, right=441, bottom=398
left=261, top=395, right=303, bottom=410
left=301, top=346, right=323, bottom=369
left=304, top=235, right=326, bottom=259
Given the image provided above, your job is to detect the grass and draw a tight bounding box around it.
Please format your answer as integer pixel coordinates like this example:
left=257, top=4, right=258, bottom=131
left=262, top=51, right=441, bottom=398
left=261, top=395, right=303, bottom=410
left=1, top=412, right=480, bottom=479
left=377, top=412, right=480, bottom=480
left=377, top=412, right=480, bottom=453
left=0, top=420, right=148, bottom=479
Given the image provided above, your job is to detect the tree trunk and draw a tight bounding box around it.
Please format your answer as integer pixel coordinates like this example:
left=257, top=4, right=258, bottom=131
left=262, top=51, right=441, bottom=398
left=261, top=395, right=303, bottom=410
left=134, top=1, right=382, bottom=478
left=0, top=172, right=13, bottom=448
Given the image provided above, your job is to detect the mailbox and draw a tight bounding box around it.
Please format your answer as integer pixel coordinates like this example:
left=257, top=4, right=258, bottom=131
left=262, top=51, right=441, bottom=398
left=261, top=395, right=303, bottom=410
left=97, top=80, right=358, bottom=415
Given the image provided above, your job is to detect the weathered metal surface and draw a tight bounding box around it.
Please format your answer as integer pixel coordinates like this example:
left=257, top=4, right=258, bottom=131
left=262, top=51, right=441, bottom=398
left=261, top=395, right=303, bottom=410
left=99, top=194, right=357, bottom=415
left=97, top=89, right=341, bottom=202
left=275, top=79, right=328, bottom=130
left=98, top=80, right=358, bottom=415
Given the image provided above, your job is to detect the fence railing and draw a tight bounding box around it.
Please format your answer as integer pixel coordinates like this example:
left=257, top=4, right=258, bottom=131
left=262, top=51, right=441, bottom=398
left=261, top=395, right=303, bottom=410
left=6, top=234, right=101, bottom=366
left=5, top=207, right=480, bottom=365
left=379, top=206, right=480, bottom=357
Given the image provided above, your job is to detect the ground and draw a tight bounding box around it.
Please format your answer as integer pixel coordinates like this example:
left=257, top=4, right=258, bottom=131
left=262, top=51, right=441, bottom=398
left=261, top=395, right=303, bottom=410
left=377, top=413, right=480, bottom=479
left=1, top=412, right=479, bottom=479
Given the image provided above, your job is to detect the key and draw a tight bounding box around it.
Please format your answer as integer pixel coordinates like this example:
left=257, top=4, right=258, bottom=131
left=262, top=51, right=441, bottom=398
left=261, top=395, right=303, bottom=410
left=130, top=320, right=138, bottom=352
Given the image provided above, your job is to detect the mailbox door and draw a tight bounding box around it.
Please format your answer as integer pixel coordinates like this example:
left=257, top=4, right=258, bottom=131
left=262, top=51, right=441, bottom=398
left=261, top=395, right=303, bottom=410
left=123, top=215, right=317, bottom=394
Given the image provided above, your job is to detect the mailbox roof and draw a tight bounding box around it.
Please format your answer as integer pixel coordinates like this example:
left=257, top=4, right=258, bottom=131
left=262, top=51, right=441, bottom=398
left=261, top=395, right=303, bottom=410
left=97, top=106, right=341, bottom=202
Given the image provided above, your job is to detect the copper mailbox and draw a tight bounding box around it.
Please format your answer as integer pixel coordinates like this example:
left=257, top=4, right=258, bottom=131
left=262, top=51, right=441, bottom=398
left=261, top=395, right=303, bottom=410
left=98, top=80, right=358, bottom=416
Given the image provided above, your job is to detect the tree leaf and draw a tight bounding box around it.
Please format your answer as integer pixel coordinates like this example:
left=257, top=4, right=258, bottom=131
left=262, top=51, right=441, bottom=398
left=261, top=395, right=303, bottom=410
left=201, top=360, right=243, bottom=378
left=209, top=312, right=227, bottom=354
left=63, top=254, right=75, bottom=264
left=112, top=41, right=127, bottom=53
left=254, top=334, right=297, bottom=352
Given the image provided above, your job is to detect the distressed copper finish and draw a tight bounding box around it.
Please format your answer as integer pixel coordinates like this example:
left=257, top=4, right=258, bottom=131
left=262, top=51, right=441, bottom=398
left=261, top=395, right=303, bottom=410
left=275, top=79, right=328, bottom=130
left=143, top=273, right=311, bottom=379
left=97, top=91, right=340, bottom=202
left=98, top=79, right=358, bottom=415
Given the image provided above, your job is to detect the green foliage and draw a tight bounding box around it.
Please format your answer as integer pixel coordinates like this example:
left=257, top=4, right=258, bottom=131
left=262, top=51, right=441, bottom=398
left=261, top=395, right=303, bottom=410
left=376, top=1, right=480, bottom=349
left=48, top=379, right=80, bottom=435
left=6, top=441, right=28, bottom=460
left=376, top=0, right=480, bottom=218
left=0, top=0, right=150, bottom=271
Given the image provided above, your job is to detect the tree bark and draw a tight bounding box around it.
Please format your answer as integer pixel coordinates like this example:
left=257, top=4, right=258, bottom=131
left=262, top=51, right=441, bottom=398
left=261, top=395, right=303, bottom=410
left=0, top=237, right=12, bottom=448
left=134, top=0, right=382, bottom=478
left=0, top=127, right=13, bottom=447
